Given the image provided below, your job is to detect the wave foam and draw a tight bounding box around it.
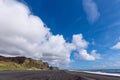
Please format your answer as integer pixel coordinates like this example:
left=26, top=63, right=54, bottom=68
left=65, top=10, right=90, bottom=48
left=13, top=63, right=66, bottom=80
left=68, top=70, right=120, bottom=77
left=83, top=71, right=120, bottom=77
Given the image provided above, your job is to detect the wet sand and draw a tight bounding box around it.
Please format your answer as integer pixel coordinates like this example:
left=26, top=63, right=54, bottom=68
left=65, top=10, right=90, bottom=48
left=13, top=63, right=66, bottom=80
left=0, top=70, right=119, bottom=80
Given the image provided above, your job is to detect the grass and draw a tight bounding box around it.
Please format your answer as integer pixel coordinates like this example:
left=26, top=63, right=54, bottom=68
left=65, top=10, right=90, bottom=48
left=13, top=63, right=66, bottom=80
left=0, top=59, right=49, bottom=70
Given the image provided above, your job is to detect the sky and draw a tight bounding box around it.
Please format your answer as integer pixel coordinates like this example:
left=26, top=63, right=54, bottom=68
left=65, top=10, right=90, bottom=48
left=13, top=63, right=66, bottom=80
left=0, top=0, right=120, bottom=69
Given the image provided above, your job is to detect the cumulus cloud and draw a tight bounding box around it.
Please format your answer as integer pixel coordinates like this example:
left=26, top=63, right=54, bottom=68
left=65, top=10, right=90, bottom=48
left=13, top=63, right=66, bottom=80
left=77, top=49, right=95, bottom=60
left=75, top=49, right=101, bottom=61
left=40, top=35, right=75, bottom=66
left=0, top=0, right=49, bottom=57
left=91, top=50, right=101, bottom=59
left=72, top=34, right=88, bottom=49
left=111, top=42, right=120, bottom=50
left=0, top=0, right=100, bottom=67
left=72, top=34, right=101, bottom=61
left=83, top=0, right=100, bottom=23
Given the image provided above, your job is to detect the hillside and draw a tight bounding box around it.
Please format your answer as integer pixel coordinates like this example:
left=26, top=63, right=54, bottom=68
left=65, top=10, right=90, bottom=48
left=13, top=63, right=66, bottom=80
left=0, top=56, right=58, bottom=70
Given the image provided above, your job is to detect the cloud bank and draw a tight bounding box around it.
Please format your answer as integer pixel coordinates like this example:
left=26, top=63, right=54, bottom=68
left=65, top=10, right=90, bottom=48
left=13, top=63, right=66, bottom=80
left=0, top=0, right=100, bottom=67
left=83, top=0, right=100, bottom=24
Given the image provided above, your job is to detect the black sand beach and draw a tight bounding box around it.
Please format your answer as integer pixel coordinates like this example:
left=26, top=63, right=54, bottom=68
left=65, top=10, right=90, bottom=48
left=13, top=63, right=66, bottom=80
left=0, top=70, right=120, bottom=80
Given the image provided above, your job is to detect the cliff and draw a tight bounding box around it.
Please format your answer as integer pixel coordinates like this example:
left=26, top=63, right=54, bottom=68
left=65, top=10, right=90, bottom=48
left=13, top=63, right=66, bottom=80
left=0, top=56, right=57, bottom=70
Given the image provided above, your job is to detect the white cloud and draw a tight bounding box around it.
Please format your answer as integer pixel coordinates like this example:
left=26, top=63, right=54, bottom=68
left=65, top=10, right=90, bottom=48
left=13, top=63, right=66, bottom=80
left=75, top=49, right=101, bottom=61
left=78, top=49, right=95, bottom=60
left=40, top=35, right=75, bottom=66
left=0, top=0, right=74, bottom=66
left=111, top=42, right=120, bottom=50
left=72, top=34, right=101, bottom=61
left=72, top=34, right=89, bottom=49
left=83, top=0, right=100, bottom=23
left=91, top=50, right=101, bottom=59
left=0, top=0, right=100, bottom=67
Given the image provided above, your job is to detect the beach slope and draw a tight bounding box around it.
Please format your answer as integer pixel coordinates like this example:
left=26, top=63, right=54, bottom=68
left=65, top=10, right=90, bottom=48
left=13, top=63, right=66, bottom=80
left=0, top=70, right=120, bottom=80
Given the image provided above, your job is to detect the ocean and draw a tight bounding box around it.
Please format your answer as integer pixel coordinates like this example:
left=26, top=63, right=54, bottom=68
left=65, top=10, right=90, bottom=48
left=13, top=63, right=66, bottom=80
left=88, top=69, right=120, bottom=74
left=70, top=69, right=120, bottom=77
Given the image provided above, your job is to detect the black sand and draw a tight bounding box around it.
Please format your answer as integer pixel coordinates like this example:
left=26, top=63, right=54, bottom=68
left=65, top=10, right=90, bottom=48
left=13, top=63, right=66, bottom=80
left=0, top=70, right=119, bottom=80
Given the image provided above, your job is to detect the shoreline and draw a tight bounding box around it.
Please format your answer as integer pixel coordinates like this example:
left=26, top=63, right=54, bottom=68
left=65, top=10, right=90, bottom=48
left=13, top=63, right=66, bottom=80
left=68, top=70, right=120, bottom=77
left=67, top=70, right=120, bottom=80
left=0, top=70, right=119, bottom=80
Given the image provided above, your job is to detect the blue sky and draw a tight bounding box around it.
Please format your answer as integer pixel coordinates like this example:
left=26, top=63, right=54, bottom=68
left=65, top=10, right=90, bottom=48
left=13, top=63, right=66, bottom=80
left=0, top=0, right=120, bottom=70
left=19, top=0, right=120, bottom=69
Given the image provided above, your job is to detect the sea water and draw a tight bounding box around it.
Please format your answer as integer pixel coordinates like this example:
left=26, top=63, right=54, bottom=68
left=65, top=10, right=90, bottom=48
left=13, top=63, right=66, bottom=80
left=70, top=69, right=120, bottom=77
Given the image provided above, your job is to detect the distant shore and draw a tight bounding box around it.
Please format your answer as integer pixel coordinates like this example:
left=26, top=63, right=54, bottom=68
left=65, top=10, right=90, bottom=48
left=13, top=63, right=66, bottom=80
left=0, top=70, right=120, bottom=80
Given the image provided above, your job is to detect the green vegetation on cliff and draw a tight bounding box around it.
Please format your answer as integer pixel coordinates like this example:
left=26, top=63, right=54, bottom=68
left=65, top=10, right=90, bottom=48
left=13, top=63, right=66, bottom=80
left=0, top=56, right=55, bottom=70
